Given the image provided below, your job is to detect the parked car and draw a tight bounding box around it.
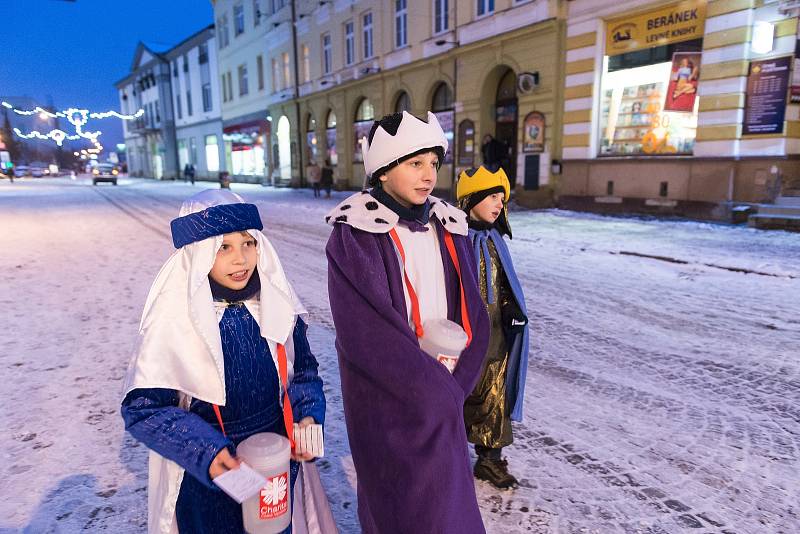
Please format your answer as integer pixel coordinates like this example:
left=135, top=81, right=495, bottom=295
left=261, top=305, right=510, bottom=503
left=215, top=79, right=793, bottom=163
left=92, top=163, right=118, bottom=185
left=30, top=162, right=49, bottom=177
left=15, top=165, right=30, bottom=176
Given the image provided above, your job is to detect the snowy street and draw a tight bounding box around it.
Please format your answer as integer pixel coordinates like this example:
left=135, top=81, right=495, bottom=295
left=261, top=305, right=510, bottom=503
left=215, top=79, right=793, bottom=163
left=1, top=177, right=798, bottom=534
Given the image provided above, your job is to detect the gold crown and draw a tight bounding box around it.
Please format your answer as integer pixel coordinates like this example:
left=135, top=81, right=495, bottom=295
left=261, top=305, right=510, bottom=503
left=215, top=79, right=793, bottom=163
left=456, top=166, right=510, bottom=202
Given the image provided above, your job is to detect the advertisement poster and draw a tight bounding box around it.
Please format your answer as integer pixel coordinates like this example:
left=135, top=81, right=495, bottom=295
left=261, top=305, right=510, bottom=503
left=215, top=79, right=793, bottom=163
left=353, top=121, right=372, bottom=162
left=743, top=56, right=791, bottom=135
left=433, top=110, right=454, bottom=164
left=522, top=112, right=545, bottom=153
left=663, top=52, right=701, bottom=112
left=458, top=119, right=475, bottom=166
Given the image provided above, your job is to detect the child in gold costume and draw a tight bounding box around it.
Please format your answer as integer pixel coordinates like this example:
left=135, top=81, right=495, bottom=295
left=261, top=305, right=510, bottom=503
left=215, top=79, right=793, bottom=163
left=457, top=166, right=530, bottom=489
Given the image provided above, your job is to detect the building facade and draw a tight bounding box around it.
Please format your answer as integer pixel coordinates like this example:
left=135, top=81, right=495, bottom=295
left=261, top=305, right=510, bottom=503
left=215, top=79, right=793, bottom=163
left=117, top=43, right=179, bottom=179
left=559, top=0, right=800, bottom=220
left=166, top=26, right=225, bottom=181
left=213, top=0, right=274, bottom=184
left=261, top=0, right=565, bottom=204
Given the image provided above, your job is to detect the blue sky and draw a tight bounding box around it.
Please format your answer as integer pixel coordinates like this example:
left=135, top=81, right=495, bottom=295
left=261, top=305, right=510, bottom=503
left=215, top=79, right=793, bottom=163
left=1, top=0, right=214, bottom=148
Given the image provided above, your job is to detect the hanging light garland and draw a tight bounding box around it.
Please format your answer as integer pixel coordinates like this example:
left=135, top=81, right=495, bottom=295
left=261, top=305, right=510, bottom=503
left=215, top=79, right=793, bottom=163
left=2, top=101, right=144, bottom=154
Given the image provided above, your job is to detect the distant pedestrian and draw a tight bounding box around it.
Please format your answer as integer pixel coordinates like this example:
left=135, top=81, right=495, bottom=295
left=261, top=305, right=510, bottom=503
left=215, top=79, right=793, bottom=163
left=481, top=134, right=506, bottom=172
left=184, top=163, right=196, bottom=185
left=320, top=159, right=333, bottom=198
left=7, top=165, right=14, bottom=183
left=306, top=159, right=322, bottom=198
left=218, top=170, right=230, bottom=189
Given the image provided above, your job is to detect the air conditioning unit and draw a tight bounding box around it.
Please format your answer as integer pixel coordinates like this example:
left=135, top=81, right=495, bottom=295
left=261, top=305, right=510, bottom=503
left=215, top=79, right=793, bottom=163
left=517, top=72, right=539, bottom=94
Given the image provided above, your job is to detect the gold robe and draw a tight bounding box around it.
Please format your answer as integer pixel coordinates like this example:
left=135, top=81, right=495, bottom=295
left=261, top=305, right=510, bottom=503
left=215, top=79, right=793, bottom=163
left=464, top=238, right=513, bottom=449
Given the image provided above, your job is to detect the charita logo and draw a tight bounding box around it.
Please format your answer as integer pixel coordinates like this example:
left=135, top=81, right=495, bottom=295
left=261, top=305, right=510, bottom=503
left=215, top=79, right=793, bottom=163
left=611, top=23, right=636, bottom=44
left=259, top=473, right=289, bottom=520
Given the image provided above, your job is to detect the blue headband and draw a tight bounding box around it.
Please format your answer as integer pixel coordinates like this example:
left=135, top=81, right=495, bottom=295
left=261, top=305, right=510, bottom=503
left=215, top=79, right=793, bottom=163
left=170, top=203, right=263, bottom=248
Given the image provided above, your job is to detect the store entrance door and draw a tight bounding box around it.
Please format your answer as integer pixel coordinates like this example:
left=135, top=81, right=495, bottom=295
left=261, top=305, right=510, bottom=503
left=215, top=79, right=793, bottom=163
left=495, top=68, right=518, bottom=187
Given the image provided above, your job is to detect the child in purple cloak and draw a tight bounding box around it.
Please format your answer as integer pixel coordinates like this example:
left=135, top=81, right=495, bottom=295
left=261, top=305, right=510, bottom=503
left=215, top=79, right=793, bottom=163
left=325, top=111, right=490, bottom=533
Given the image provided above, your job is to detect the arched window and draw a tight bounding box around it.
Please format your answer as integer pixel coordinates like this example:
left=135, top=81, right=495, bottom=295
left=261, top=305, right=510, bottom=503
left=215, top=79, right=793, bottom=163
left=325, top=110, right=338, bottom=165
left=430, top=82, right=454, bottom=165
left=497, top=68, right=517, bottom=102
left=394, top=91, right=411, bottom=113
left=354, top=98, right=375, bottom=162
left=306, top=113, right=318, bottom=161
left=355, top=98, right=375, bottom=121
left=431, top=82, right=453, bottom=112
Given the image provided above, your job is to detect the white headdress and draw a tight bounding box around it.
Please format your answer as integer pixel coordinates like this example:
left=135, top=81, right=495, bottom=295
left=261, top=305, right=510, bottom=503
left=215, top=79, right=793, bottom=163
left=360, top=111, right=448, bottom=177
left=122, top=189, right=307, bottom=407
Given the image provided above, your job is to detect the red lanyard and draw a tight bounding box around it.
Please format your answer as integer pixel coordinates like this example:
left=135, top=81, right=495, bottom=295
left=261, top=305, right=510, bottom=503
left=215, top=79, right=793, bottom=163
left=213, top=343, right=295, bottom=450
left=389, top=228, right=473, bottom=347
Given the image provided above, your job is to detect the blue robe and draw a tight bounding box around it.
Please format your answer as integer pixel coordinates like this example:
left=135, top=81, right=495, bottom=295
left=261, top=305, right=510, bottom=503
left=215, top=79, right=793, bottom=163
left=121, top=309, right=325, bottom=534
left=468, top=228, right=530, bottom=422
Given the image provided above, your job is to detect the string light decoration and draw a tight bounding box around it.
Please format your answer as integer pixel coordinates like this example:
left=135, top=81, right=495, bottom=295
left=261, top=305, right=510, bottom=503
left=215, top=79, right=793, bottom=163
left=2, top=101, right=144, bottom=154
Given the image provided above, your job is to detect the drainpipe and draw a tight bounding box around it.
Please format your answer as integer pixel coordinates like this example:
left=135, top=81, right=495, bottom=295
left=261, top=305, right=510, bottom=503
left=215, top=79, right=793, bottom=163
left=291, top=0, right=304, bottom=187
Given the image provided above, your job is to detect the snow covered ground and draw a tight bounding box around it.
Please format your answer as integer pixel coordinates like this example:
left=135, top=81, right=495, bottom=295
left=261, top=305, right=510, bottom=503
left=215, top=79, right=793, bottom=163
left=1, top=176, right=798, bottom=534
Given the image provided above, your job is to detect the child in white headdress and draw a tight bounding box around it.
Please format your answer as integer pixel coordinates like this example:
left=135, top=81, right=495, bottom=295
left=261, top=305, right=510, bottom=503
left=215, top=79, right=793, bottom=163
left=121, top=189, right=325, bottom=534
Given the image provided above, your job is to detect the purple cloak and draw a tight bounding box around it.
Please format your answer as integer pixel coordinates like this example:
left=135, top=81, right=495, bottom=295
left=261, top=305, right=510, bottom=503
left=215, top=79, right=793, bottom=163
left=326, top=220, right=490, bottom=533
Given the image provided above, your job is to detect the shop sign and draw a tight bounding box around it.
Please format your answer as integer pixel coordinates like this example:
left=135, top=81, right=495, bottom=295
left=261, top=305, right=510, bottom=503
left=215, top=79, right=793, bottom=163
left=743, top=56, right=791, bottom=135
left=606, top=0, right=706, bottom=56
left=522, top=112, right=545, bottom=153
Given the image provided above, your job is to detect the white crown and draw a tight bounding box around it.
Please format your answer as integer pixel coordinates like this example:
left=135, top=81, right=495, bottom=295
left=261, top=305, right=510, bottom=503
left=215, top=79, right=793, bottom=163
left=360, top=111, right=449, bottom=177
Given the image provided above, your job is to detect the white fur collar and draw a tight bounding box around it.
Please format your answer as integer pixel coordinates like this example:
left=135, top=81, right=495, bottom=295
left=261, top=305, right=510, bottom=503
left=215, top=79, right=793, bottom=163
left=325, top=191, right=468, bottom=236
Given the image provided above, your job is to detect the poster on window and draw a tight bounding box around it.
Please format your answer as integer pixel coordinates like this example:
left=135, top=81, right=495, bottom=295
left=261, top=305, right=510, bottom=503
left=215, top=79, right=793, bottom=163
left=326, top=128, right=338, bottom=166
left=433, top=111, right=454, bottom=164
left=522, top=112, right=545, bottom=153
left=743, top=56, right=791, bottom=135
left=353, top=121, right=372, bottom=162
left=663, top=52, right=701, bottom=112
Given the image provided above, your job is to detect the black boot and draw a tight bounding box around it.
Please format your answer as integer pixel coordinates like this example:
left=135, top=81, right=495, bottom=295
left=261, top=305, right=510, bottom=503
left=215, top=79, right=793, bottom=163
left=474, top=448, right=518, bottom=489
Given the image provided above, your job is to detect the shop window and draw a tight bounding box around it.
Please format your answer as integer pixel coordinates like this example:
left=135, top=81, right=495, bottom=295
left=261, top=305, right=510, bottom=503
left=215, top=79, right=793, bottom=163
left=432, top=82, right=453, bottom=112
left=307, top=114, right=318, bottom=161
left=431, top=83, right=454, bottom=164
left=599, top=39, right=701, bottom=156
left=326, top=110, right=338, bottom=166
left=353, top=99, right=374, bottom=162
left=206, top=135, right=220, bottom=172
